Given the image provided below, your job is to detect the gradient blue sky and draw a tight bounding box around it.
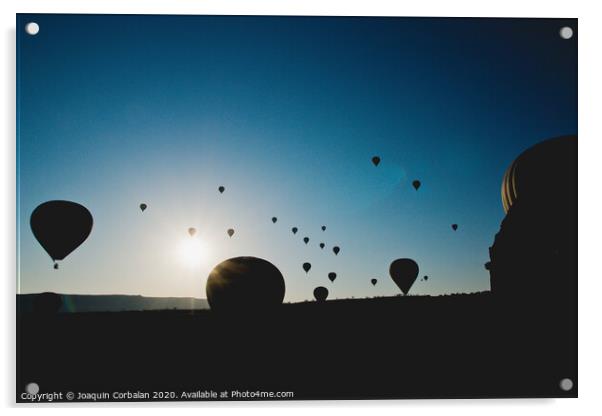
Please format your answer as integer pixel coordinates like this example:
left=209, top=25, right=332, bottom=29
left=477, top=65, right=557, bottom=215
left=17, top=15, right=577, bottom=301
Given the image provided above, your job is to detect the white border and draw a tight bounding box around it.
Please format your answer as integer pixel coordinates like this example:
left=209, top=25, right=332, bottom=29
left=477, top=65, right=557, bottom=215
left=3, top=1, right=601, bottom=414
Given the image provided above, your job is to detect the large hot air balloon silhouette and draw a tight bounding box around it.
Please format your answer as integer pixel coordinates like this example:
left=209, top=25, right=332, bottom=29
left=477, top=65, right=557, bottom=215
left=30, top=200, right=93, bottom=269
left=451, top=224, right=458, bottom=231
left=389, top=258, right=419, bottom=295
left=188, top=227, right=197, bottom=237
left=227, top=228, right=235, bottom=238
left=271, top=217, right=277, bottom=224
left=328, top=272, right=336, bottom=282
left=218, top=186, right=225, bottom=194
left=292, top=227, right=298, bottom=234
left=371, top=156, right=381, bottom=167
left=371, top=278, right=377, bottom=286
left=206, top=257, right=285, bottom=313
left=412, top=180, right=421, bottom=191
left=303, top=262, right=311, bottom=273
left=303, top=237, right=310, bottom=245
left=314, top=286, right=328, bottom=302
left=319, top=243, right=325, bottom=249
left=139, top=203, right=147, bottom=212
left=332, top=246, right=340, bottom=255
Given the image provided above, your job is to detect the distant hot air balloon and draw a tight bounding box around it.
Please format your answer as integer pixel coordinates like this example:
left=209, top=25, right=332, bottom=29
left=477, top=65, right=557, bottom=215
left=412, top=180, right=421, bottom=191
left=303, top=237, right=310, bottom=245
left=423, top=275, right=429, bottom=281
left=30, top=200, right=93, bottom=269
left=371, top=278, right=377, bottom=286
left=321, top=225, right=326, bottom=231
left=188, top=227, right=197, bottom=237
left=328, top=272, right=337, bottom=282
left=303, top=262, right=311, bottom=273
left=372, top=156, right=381, bottom=167
left=319, top=243, right=325, bottom=249
left=227, top=228, right=235, bottom=238
left=272, top=217, right=277, bottom=224
left=333, top=246, right=340, bottom=255
left=389, top=258, right=419, bottom=295
left=218, top=186, right=225, bottom=194
left=139, top=203, right=147, bottom=212
left=451, top=224, right=458, bottom=231
left=292, top=227, right=298, bottom=234
left=314, top=286, right=328, bottom=302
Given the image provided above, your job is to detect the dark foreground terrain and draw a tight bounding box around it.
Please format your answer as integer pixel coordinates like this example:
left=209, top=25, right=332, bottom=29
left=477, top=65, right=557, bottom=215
left=17, top=293, right=576, bottom=402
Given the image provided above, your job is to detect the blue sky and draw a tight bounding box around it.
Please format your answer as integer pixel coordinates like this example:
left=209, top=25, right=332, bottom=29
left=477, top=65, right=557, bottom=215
left=17, top=15, right=577, bottom=301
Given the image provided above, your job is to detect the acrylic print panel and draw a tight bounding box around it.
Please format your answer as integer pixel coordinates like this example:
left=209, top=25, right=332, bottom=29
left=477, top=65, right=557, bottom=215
left=16, top=14, right=577, bottom=402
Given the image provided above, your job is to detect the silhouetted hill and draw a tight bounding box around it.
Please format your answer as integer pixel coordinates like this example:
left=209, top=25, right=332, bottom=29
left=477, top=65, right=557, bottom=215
left=17, top=293, right=208, bottom=313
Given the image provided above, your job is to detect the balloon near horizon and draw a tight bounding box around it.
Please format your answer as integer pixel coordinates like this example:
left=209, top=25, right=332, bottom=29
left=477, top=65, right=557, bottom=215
left=206, top=256, right=285, bottom=312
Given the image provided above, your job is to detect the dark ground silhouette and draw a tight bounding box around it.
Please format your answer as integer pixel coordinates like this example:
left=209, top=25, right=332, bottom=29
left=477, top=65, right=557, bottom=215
left=17, top=292, right=576, bottom=402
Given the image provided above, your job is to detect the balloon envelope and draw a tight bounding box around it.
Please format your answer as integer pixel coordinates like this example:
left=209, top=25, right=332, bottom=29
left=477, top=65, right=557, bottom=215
left=218, top=186, right=225, bottom=194
left=303, top=237, right=309, bottom=244
left=321, top=225, right=326, bottom=231
left=314, top=286, right=328, bottom=302
left=188, top=227, right=196, bottom=237
left=452, top=224, right=458, bottom=231
left=227, top=228, right=235, bottom=237
left=30, top=200, right=93, bottom=262
left=389, top=258, right=419, bottom=295
left=424, top=275, right=429, bottom=281
left=319, top=243, right=325, bottom=249
left=371, top=278, right=377, bottom=286
left=139, top=203, right=147, bottom=212
left=328, top=272, right=336, bottom=282
left=333, top=246, right=340, bottom=255
left=292, top=227, right=298, bottom=234
left=303, top=262, right=311, bottom=273
left=272, top=217, right=277, bottom=223
left=372, top=156, right=381, bottom=166
left=206, top=256, right=285, bottom=313
left=412, top=180, right=421, bottom=190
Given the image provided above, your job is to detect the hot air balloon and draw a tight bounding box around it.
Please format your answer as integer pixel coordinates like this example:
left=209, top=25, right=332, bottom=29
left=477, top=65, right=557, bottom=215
left=314, top=286, right=328, bottom=302
left=321, top=225, right=326, bottom=231
left=218, top=186, right=225, bottom=194
left=319, top=243, right=325, bottom=249
left=389, top=258, right=419, bottom=295
left=371, top=278, right=377, bottom=286
left=328, top=272, right=337, bottom=282
left=303, top=262, right=311, bottom=273
left=371, top=156, right=381, bottom=167
left=206, top=257, right=285, bottom=313
left=412, top=180, right=421, bottom=191
left=333, top=246, right=340, bottom=255
left=188, top=227, right=197, bottom=237
left=30, top=200, right=93, bottom=269
left=451, top=224, right=458, bottom=231
left=292, top=227, right=298, bottom=234
left=139, top=203, right=147, bottom=212
left=227, top=228, right=235, bottom=238
left=423, top=275, right=429, bottom=281
left=271, top=217, right=277, bottom=224
left=303, top=237, right=309, bottom=245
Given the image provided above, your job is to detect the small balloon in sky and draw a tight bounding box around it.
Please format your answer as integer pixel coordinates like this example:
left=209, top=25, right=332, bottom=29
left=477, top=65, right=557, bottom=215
left=328, top=272, right=337, bottom=282
left=332, top=246, right=340, bottom=255
left=303, top=237, right=310, bottom=245
left=272, top=217, right=277, bottom=224
left=423, top=275, right=429, bottom=281
left=321, top=225, right=326, bottom=231
left=292, top=227, right=298, bottom=234
left=218, top=186, right=225, bottom=194
left=303, top=262, right=311, bottom=273
left=227, top=228, right=235, bottom=238
left=371, top=156, right=381, bottom=167
left=319, top=242, right=325, bottom=249
left=314, top=286, right=328, bottom=302
left=412, top=180, right=421, bottom=191
left=389, top=258, right=419, bottom=295
left=139, top=203, right=147, bottom=212
left=188, top=227, right=196, bottom=237
left=371, top=278, right=377, bottom=286
left=451, top=224, right=458, bottom=231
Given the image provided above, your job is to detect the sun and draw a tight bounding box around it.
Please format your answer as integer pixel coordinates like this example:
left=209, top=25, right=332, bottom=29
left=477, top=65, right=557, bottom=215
left=176, top=236, right=211, bottom=269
